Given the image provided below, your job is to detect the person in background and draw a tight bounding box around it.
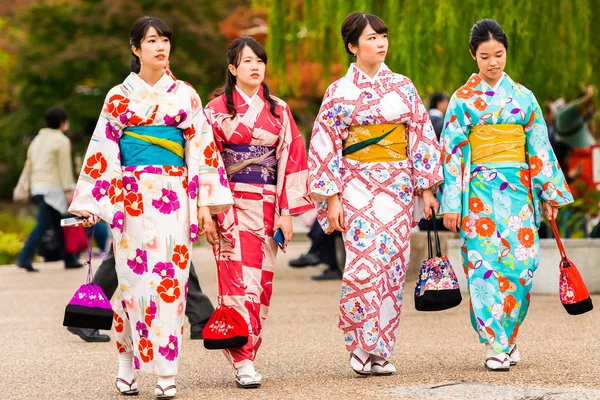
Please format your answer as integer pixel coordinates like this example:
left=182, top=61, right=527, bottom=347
left=555, top=85, right=596, bottom=149
left=16, top=106, right=82, bottom=272
left=289, top=217, right=342, bottom=281
left=428, top=92, right=449, bottom=139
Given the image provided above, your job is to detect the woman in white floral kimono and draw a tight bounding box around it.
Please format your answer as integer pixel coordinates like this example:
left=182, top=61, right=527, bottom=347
left=70, top=17, right=233, bottom=398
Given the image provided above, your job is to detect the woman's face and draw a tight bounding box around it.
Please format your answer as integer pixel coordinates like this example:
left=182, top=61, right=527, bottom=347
left=132, top=26, right=171, bottom=71
left=229, top=46, right=265, bottom=90
left=350, top=24, right=388, bottom=64
left=472, top=39, right=506, bottom=84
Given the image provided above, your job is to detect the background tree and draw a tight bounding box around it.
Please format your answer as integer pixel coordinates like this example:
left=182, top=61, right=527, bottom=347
left=264, top=0, right=600, bottom=103
left=0, top=0, right=247, bottom=199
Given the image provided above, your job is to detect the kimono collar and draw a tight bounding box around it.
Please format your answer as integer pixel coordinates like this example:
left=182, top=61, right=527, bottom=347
left=235, top=85, right=259, bottom=105
left=346, top=62, right=392, bottom=83
left=476, top=72, right=508, bottom=92
left=125, top=71, right=177, bottom=93
left=232, top=84, right=265, bottom=108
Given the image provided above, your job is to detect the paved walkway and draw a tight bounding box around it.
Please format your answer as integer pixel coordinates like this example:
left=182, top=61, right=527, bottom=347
left=0, top=243, right=598, bottom=400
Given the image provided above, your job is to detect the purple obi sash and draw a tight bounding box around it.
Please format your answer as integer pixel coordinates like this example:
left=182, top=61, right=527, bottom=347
left=221, top=144, right=277, bottom=185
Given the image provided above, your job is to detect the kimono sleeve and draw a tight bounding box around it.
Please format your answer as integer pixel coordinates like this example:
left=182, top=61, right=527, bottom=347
left=69, top=89, right=125, bottom=232
left=406, top=81, right=443, bottom=192
left=439, top=95, right=471, bottom=215
left=186, top=90, right=233, bottom=214
left=525, top=93, right=574, bottom=212
left=307, top=85, right=344, bottom=202
left=276, top=104, right=314, bottom=216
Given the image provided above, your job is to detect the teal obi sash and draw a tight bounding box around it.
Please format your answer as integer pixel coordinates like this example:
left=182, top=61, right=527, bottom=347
left=120, top=126, right=185, bottom=167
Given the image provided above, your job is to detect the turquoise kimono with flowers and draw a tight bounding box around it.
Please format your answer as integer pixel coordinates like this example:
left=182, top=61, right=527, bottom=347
left=440, top=73, right=573, bottom=353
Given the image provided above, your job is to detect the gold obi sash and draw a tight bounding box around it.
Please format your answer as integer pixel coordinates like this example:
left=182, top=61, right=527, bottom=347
left=342, top=124, right=407, bottom=162
left=470, top=124, right=526, bottom=164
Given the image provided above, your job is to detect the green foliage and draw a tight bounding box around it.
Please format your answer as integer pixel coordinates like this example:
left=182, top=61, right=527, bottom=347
left=265, top=0, right=600, bottom=102
left=0, top=212, right=35, bottom=266
left=554, top=183, right=600, bottom=238
left=0, top=0, right=247, bottom=200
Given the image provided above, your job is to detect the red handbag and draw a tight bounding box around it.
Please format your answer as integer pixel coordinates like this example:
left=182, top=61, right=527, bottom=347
left=202, top=241, right=249, bottom=350
left=550, top=219, right=594, bottom=315
left=63, top=225, right=88, bottom=254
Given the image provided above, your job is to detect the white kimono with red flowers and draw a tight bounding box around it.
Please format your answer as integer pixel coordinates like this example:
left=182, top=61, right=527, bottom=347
left=70, top=72, right=233, bottom=375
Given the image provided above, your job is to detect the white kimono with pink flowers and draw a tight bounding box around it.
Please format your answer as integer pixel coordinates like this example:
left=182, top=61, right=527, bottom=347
left=70, top=72, right=233, bottom=375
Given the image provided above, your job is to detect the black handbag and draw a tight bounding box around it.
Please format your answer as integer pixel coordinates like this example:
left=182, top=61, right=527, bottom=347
left=414, top=212, right=462, bottom=311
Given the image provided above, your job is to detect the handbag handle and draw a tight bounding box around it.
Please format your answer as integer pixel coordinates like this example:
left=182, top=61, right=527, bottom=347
left=86, top=225, right=96, bottom=285
left=549, top=218, right=568, bottom=262
left=427, top=210, right=443, bottom=259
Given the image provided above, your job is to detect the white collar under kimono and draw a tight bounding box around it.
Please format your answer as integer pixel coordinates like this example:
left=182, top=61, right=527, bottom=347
left=478, top=72, right=506, bottom=92
left=125, top=71, right=176, bottom=93
left=235, top=86, right=259, bottom=105
left=345, top=62, right=391, bottom=83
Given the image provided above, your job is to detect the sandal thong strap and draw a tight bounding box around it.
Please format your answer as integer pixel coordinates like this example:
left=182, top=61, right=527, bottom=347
left=116, top=378, right=136, bottom=388
left=508, top=344, right=518, bottom=356
left=372, top=361, right=389, bottom=368
left=351, top=353, right=370, bottom=368
left=155, top=384, right=176, bottom=395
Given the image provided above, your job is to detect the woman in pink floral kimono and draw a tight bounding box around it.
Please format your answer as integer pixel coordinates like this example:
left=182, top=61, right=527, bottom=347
left=308, top=13, right=443, bottom=376
left=70, top=17, right=233, bottom=398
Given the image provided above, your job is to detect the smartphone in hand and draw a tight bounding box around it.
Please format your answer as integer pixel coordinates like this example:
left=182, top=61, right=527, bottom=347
left=273, top=228, right=285, bottom=250
left=60, top=216, right=91, bottom=227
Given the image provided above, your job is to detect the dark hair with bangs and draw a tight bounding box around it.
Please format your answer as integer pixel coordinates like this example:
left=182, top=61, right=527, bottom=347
left=129, top=16, right=172, bottom=73
left=223, top=36, right=279, bottom=119
left=341, top=12, right=388, bottom=56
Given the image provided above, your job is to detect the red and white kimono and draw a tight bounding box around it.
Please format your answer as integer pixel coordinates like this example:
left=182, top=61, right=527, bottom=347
left=204, top=86, right=313, bottom=368
left=308, top=63, right=443, bottom=359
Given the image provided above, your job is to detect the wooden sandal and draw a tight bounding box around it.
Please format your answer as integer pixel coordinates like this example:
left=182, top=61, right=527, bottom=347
left=350, top=352, right=372, bottom=375
left=484, top=355, right=510, bottom=372
left=155, top=384, right=176, bottom=399
left=115, top=377, right=139, bottom=396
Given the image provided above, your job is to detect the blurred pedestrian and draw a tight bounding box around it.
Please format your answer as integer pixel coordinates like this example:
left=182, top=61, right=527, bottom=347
left=16, top=106, right=82, bottom=272
left=428, top=92, right=449, bottom=140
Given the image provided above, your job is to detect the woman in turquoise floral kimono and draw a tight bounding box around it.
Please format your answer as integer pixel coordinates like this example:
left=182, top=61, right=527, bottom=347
left=440, top=19, right=573, bottom=371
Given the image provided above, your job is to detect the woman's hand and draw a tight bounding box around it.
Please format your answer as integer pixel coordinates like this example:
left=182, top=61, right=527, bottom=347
left=197, top=206, right=214, bottom=236
left=544, top=201, right=559, bottom=221
left=77, top=210, right=99, bottom=228
left=327, top=194, right=345, bottom=233
left=422, top=189, right=439, bottom=220
left=273, top=215, right=293, bottom=251
left=443, top=213, right=461, bottom=233
left=204, top=219, right=219, bottom=246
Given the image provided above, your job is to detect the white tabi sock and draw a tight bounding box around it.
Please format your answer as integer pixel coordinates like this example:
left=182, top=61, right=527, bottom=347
left=117, top=351, right=135, bottom=382
left=237, top=364, right=256, bottom=377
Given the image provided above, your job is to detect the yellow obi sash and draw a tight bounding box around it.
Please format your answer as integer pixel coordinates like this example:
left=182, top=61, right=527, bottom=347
left=470, top=124, right=526, bottom=164
left=342, top=124, right=407, bottom=162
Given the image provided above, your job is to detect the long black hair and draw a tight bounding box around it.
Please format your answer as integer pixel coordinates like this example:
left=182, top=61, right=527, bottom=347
left=224, top=36, right=279, bottom=119
left=469, top=19, right=508, bottom=54
left=129, top=16, right=172, bottom=73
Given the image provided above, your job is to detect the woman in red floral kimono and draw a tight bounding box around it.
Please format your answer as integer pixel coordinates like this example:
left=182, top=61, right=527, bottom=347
left=204, top=36, right=313, bottom=388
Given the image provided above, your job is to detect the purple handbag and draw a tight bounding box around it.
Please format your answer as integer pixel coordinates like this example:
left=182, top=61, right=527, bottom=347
left=414, top=211, right=462, bottom=311
left=62, top=227, right=113, bottom=330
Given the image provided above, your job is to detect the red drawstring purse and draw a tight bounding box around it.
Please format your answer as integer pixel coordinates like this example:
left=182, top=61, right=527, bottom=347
left=202, top=241, right=249, bottom=350
left=550, top=219, right=593, bottom=315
